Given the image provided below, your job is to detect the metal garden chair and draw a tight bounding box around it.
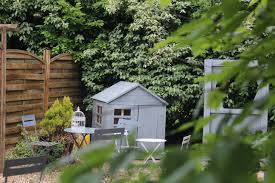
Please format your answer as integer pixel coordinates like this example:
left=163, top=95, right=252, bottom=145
left=3, top=155, right=48, bottom=183
left=22, top=114, right=58, bottom=155
left=92, top=128, right=125, bottom=152
left=181, top=135, right=191, bottom=150
left=117, top=119, right=139, bottom=149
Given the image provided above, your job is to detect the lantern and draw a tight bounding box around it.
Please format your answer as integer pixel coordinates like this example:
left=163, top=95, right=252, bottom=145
left=71, top=106, right=86, bottom=130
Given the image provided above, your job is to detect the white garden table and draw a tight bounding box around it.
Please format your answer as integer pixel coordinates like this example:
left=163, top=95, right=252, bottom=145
left=136, top=138, right=166, bottom=164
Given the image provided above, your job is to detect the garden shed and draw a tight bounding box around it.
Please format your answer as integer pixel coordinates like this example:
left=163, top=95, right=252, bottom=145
left=91, top=81, right=168, bottom=147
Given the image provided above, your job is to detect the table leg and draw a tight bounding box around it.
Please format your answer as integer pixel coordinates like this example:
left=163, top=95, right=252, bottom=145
left=141, top=142, right=161, bottom=164
left=125, top=134, right=129, bottom=148
left=140, top=142, right=149, bottom=153
left=79, top=134, right=87, bottom=147
left=140, top=142, right=153, bottom=164
left=70, top=134, right=81, bottom=149
left=141, top=143, right=150, bottom=164
left=149, top=143, right=161, bottom=163
left=69, top=133, right=90, bottom=149
left=115, top=140, right=121, bottom=153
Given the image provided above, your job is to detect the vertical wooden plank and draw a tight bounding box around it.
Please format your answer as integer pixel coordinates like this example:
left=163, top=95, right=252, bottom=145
left=0, top=28, right=7, bottom=173
left=43, top=50, right=50, bottom=112
left=203, top=59, right=212, bottom=143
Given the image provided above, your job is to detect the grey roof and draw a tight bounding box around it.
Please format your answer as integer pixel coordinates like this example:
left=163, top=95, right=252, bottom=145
left=92, top=81, right=168, bottom=105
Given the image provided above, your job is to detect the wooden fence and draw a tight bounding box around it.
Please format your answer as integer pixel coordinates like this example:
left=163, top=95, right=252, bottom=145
left=0, top=24, right=83, bottom=173
left=2, top=49, right=83, bottom=146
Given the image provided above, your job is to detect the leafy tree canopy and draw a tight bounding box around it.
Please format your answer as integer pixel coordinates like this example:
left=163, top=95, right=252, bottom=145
left=0, top=0, right=213, bottom=133
left=80, top=0, right=204, bottom=132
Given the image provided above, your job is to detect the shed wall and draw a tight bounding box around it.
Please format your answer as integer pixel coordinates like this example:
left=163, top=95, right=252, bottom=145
left=92, top=100, right=108, bottom=128
left=110, top=87, right=164, bottom=106
left=106, top=104, right=139, bottom=128
left=92, top=102, right=140, bottom=128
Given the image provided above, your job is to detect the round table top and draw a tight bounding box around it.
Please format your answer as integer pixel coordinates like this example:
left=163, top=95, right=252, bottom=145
left=136, top=138, right=166, bottom=143
left=64, top=127, right=97, bottom=134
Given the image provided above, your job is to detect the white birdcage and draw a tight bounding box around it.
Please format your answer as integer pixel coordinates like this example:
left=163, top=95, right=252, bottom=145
left=71, top=106, right=86, bottom=130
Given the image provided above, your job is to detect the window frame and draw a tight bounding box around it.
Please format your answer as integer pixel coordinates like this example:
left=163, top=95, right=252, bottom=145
left=113, top=108, right=132, bottom=127
left=96, top=105, right=103, bottom=125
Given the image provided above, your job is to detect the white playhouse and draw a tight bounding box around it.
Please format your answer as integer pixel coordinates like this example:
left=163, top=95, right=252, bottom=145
left=91, top=81, right=168, bottom=147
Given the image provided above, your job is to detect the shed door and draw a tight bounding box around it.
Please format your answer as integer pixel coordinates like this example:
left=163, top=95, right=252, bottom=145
left=138, top=106, right=160, bottom=139
left=138, top=106, right=164, bottom=149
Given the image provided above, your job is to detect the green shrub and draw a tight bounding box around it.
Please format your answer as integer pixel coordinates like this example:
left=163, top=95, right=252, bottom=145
left=48, top=143, right=66, bottom=162
left=6, top=130, right=65, bottom=162
left=6, top=130, right=38, bottom=160
left=7, top=96, right=75, bottom=162
left=39, top=96, right=73, bottom=142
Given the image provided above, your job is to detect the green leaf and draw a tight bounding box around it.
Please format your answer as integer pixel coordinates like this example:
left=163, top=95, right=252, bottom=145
left=221, top=0, right=241, bottom=19
left=59, top=143, right=114, bottom=183
left=160, top=0, right=172, bottom=9
left=207, top=90, right=225, bottom=109
left=109, top=150, right=137, bottom=176
left=176, top=122, right=195, bottom=133
left=194, top=115, right=217, bottom=133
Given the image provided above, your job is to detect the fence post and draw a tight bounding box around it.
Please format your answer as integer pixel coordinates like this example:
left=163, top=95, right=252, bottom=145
left=43, top=50, right=51, bottom=113
left=0, top=24, right=17, bottom=173
left=0, top=28, right=7, bottom=174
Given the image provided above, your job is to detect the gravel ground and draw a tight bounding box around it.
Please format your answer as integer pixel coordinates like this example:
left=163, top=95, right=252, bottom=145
left=0, top=163, right=265, bottom=182
left=0, top=171, right=60, bottom=183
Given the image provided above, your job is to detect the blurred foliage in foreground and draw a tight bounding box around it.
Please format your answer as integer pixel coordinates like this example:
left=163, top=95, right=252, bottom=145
left=56, top=130, right=275, bottom=182
left=53, top=0, right=275, bottom=182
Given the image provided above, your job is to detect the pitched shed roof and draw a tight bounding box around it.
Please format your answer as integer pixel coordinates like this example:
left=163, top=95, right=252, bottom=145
left=92, top=81, right=168, bottom=105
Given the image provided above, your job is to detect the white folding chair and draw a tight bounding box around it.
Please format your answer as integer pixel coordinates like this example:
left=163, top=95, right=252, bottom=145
left=117, top=119, right=138, bottom=149
left=181, top=135, right=191, bottom=150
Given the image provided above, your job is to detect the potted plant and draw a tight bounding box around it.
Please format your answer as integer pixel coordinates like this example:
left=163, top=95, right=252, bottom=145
left=39, top=96, right=74, bottom=154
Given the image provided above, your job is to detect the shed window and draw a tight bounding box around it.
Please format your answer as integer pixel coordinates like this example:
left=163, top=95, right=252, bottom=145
left=114, top=109, right=122, bottom=116
left=97, top=106, right=102, bottom=114
left=96, top=105, right=103, bottom=124
left=124, top=109, right=131, bottom=116
left=113, top=109, right=131, bottom=126
left=114, top=118, right=120, bottom=125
